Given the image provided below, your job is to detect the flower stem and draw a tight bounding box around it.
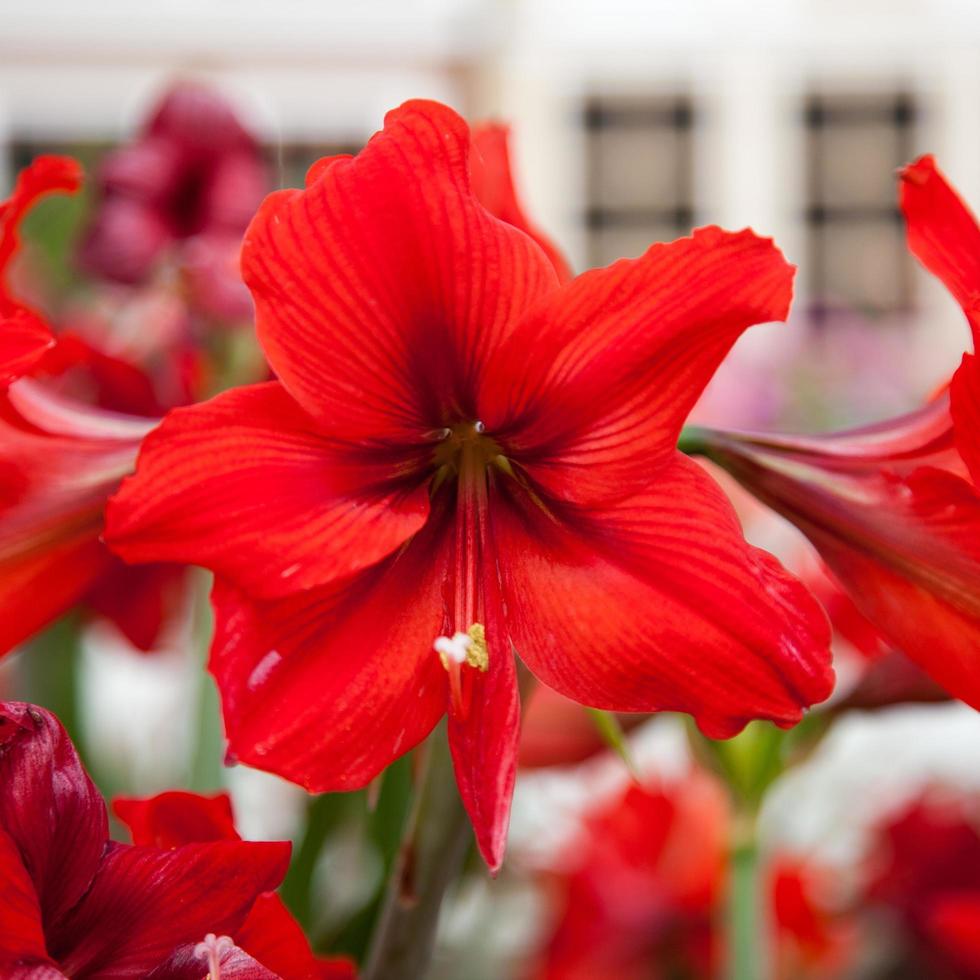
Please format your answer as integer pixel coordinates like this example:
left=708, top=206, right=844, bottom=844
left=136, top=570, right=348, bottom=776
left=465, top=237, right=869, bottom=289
left=362, top=725, right=471, bottom=980
left=725, top=809, right=769, bottom=980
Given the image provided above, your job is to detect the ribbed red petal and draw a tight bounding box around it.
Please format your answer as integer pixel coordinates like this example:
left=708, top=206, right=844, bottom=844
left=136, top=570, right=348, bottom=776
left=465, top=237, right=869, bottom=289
left=495, top=455, right=833, bottom=737
left=470, top=123, right=572, bottom=282
left=114, top=792, right=240, bottom=847
left=106, top=382, right=430, bottom=597
left=446, top=551, right=520, bottom=872
left=0, top=703, right=108, bottom=927
left=50, top=840, right=289, bottom=978
left=241, top=99, right=559, bottom=442
left=900, top=155, right=980, bottom=342
left=208, top=513, right=453, bottom=791
left=478, top=227, right=795, bottom=504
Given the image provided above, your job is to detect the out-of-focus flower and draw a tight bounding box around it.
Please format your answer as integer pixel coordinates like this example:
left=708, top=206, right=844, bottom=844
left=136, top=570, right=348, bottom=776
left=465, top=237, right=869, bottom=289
left=80, top=81, right=268, bottom=323
left=530, top=774, right=850, bottom=980
left=107, top=99, right=833, bottom=870
left=692, top=156, right=980, bottom=712
left=0, top=701, right=289, bottom=978
left=113, top=791, right=357, bottom=979
left=864, top=792, right=980, bottom=979
left=0, top=156, right=81, bottom=382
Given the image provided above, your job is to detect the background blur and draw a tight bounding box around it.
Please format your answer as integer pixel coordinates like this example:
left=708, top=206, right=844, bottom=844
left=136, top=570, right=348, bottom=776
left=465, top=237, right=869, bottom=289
left=5, top=2, right=980, bottom=978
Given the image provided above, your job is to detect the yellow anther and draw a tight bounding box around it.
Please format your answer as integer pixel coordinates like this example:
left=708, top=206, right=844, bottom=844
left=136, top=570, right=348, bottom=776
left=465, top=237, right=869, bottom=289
left=465, top=623, right=488, bottom=672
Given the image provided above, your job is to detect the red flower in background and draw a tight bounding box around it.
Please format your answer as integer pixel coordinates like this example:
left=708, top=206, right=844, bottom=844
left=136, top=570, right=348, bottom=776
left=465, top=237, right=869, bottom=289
left=0, top=701, right=289, bottom=978
left=107, top=99, right=833, bottom=869
left=865, top=793, right=980, bottom=979
left=693, top=156, right=980, bottom=711
left=0, top=157, right=184, bottom=654
left=113, top=791, right=356, bottom=979
left=531, top=773, right=849, bottom=980
left=80, top=81, right=268, bottom=322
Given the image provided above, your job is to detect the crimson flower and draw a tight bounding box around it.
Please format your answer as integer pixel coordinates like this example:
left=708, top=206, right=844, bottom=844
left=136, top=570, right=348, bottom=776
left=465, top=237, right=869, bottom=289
left=0, top=701, right=290, bottom=978
left=112, top=791, right=355, bottom=980
left=691, top=156, right=980, bottom=711
left=864, top=793, right=980, bottom=979
left=106, top=99, right=833, bottom=869
left=80, top=81, right=268, bottom=323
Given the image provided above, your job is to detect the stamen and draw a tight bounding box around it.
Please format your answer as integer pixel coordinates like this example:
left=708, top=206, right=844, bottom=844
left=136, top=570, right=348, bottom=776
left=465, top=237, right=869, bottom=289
left=193, top=933, right=234, bottom=979
left=434, top=631, right=472, bottom=668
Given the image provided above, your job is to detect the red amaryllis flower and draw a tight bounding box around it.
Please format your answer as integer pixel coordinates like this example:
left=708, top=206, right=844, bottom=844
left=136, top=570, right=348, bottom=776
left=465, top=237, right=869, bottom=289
left=79, top=81, right=268, bottom=321
left=106, top=99, right=833, bottom=869
left=0, top=156, right=81, bottom=382
left=113, top=791, right=356, bottom=980
left=0, top=701, right=289, bottom=978
left=691, top=155, right=980, bottom=711
left=864, top=792, right=980, bottom=979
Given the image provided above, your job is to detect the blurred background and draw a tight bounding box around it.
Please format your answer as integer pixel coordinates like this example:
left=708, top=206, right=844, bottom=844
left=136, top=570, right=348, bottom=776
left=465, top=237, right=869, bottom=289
left=4, top=2, right=980, bottom=978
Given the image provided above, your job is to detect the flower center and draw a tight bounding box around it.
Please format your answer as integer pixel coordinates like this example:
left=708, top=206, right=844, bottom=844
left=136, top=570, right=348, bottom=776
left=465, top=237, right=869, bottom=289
left=194, top=933, right=234, bottom=979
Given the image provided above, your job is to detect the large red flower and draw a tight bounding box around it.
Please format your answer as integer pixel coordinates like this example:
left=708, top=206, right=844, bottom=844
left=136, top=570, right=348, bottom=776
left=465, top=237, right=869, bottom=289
left=106, top=99, right=833, bottom=869
left=113, top=791, right=356, bottom=980
left=0, top=701, right=290, bottom=978
left=691, top=156, right=980, bottom=710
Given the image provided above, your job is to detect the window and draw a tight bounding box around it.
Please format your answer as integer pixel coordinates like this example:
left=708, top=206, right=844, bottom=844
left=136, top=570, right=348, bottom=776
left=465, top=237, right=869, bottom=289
left=804, top=92, right=917, bottom=321
left=583, top=95, right=696, bottom=268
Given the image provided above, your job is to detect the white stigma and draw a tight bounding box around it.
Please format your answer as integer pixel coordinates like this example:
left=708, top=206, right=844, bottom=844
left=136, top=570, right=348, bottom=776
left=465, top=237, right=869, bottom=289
left=434, top=631, right=472, bottom=666
left=194, top=933, right=234, bottom=979
left=473, top=420, right=486, bottom=433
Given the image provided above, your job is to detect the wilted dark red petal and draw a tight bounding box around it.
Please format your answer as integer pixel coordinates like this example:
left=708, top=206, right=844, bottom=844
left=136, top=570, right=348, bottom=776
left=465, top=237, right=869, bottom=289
left=0, top=829, right=49, bottom=966
left=241, top=99, right=558, bottom=442
left=0, top=703, right=108, bottom=926
left=446, top=558, right=520, bottom=872
left=479, top=227, right=794, bottom=504
left=114, top=791, right=240, bottom=847
left=900, top=155, right=980, bottom=342
left=85, top=560, right=187, bottom=652
left=0, top=312, right=55, bottom=386
left=470, top=123, right=572, bottom=282
left=950, top=354, right=980, bottom=485
left=49, top=840, right=289, bottom=978
left=495, top=456, right=833, bottom=737
left=107, top=382, right=430, bottom=597
left=209, top=511, right=453, bottom=791
left=0, top=156, right=82, bottom=317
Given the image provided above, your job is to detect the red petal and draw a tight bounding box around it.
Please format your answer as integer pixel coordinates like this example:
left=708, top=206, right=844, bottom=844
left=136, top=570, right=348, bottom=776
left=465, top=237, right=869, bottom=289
left=470, top=123, right=572, bottom=282
left=950, top=353, right=980, bottom=485
left=208, top=512, right=452, bottom=791
left=0, top=829, right=49, bottom=966
left=900, top=155, right=980, bottom=342
left=926, top=893, right=980, bottom=972
left=478, top=227, right=795, bottom=504
left=495, top=455, right=833, bottom=737
left=49, top=840, right=289, bottom=978
left=241, top=99, right=559, bottom=442
left=114, top=791, right=240, bottom=846
left=237, top=894, right=351, bottom=980
left=446, top=558, right=520, bottom=872
left=106, top=382, right=430, bottom=597
left=0, top=703, right=108, bottom=926
left=0, top=156, right=82, bottom=318
left=0, top=312, right=55, bottom=386
left=810, top=468, right=980, bottom=709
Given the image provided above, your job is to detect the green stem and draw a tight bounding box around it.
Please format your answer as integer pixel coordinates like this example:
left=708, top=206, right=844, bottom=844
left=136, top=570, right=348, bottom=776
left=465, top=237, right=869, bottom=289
left=676, top=424, right=712, bottom=456
left=725, top=810, right=769, bottom=980
left=362, top=727, right=472, bottom=980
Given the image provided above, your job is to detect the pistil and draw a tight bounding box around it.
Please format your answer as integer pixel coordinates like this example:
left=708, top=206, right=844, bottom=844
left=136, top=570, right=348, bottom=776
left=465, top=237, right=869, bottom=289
left=193, top=933, right=234, bottom=979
